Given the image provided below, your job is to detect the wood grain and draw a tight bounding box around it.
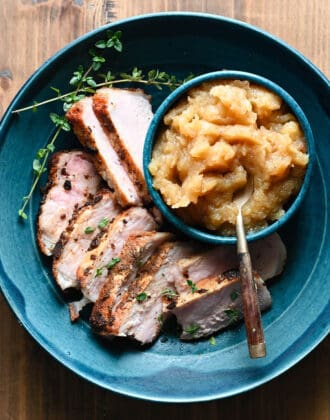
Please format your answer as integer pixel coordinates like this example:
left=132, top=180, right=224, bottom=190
left=0, top=1, right=329, bottom=419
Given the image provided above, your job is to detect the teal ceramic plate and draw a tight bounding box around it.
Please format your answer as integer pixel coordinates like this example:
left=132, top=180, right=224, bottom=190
left=0, top=13, right=329, bottom=402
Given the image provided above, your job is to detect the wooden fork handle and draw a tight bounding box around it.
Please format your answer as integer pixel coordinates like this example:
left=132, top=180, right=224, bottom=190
left=239, top=251, right=266, bottom=358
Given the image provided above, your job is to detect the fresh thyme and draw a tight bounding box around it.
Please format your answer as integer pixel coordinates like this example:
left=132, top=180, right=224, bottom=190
left=224, top=308, right=241, bottom=324
left=136, top=259, right=143, bottom=269
left=16, top=28, right=194, bottom=220
left=161, top=288, right=178, bottom=300
left=209, top=336, right=217, bottom=346
left=18, top=125, right=63, bottom=220
left=105, top=257, right=121, bottom=269
left=184, top=324, right=200, bottom=336
left=94, top=257, right=121, bottom=277
left=230, top=290, right=239, bottom=301
left=95, top=267, right=103, bottom=277
left=136, top=292, right=148, bottom=302
left=84, top=226, right=95, bottom=234
left=187, top=279, right=199, bottom=293
left=98, top=217, right=110, bottom=229
left=13, top=69, right=194, bottom=115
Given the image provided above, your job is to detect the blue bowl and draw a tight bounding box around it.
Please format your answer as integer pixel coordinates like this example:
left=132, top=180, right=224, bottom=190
left=144, top=70, right=315, bottom=244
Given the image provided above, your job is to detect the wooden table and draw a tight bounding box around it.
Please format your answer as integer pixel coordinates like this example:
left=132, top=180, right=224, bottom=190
left=0, top=1, right=329, bottom=419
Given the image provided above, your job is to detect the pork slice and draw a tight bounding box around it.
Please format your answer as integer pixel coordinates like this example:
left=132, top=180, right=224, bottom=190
left=90, top=231, right=172, bottom=336
left=93, top=88, right=153, bottom=202
left=68, top=297, right=91, bottom=322
left=66, top=97, right=142, bottom=207
left=249, top=233, right=287, bottom=280
left=174, top=233, right=286, bottom=293
left=171, top=270, right=272, bottom=340
left=52, top=190, right=121, bottom=290
left=77, top=207, right=158, bottom=302
left=109, top=241, right=197, bottom=344
left=37, top=151, right=101, bottom=256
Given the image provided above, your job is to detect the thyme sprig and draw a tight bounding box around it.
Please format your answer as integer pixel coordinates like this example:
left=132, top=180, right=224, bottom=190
left=17, top=30, right=123, bottom=219
left=12, top=69, right=193, bottom=115
left=18, top=124, right=63, bottom=220
left=16, top=28, right=193, bottom=220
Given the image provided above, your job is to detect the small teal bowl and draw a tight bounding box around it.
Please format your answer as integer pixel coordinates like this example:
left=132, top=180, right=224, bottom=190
left=143, top=70, right=315, bottom=245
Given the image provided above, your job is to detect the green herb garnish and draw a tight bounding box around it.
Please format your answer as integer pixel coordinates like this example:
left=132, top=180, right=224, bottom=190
left=184, top=324, right=200, bottom=336
left=161, top=288, right=178, bottom=299
left=84, top=226, right=95, bottom=234
left=224, top=308, right=241, bottom=324
left=95, top=267, right=103, bottom=277
left=209, top=336, right=217, bottom=346
left=16, top=28, right=194, bottom=221
left=230, top=290, right=239, bottom=301
left=18, top=125, right=63, bottom=220
left=98, top=218, right=110, bottom=229
left=187, top=279, right=199, bottom=293
left=136, top=292, right=147, bottom=302
left=106, top=257, right=121, bottom=269
left=136, top=259, right=143, bottom=268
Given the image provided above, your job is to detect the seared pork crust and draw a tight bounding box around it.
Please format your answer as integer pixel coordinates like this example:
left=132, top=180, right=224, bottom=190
left=52, top=189, right=121, bottom=290
left=77, top=207, right=159, bottom=302
left=93, top=88, right=152, bottom=204
left=90, top=231, right=172, bottom=335
left=92, top=241, right=197, bottom=343
left=172, top=270, right=272, bottom=340
left=37, top=150, right=101, bottom=256
left=66, top=97, right=142, bottom=207
left=100, top=242, right=174, bottom=339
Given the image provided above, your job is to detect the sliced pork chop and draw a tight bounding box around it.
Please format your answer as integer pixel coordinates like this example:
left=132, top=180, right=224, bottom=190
left=105, top=241, right=197, bottom=344
left=90, top=231, right=172, bottom=336
left=174, top=233, right=286, bottom=293
left=77, top=207, right=158, bottom=302
left=93, top=88, right=153, bottom=202
left=172, top=270, right=272, bottom=340
left=66, top=97, right=142, bottom=207
left=37, top=151, right=101, bottom=256
left=52, top=190, right=121, bottom=290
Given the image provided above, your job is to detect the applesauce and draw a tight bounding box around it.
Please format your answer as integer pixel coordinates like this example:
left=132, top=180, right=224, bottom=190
left=149, top=80, right=309, bottom=235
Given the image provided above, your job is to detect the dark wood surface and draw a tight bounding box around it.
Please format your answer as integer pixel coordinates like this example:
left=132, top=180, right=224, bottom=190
left=0, top=1, right=329, bottom=419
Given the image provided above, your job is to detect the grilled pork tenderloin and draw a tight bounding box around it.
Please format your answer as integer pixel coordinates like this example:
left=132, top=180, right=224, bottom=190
left=52, top=190, right=121, bottom=290
left=90, top=231, right=172, bottom=336
left=93, top=88, right=153, bottom=203
left=37, top=151, right=101, bottom=256
left=174, top=233, right=286, bottom=293
left=66, top=97, right=142, bottom=207
left=103, top=234, right=285, bottom=343
left=107, top=241, right=198, bottom=344
left=172, top=270, right=272, bottom=340
left=77, top=207, right=158, bottom=303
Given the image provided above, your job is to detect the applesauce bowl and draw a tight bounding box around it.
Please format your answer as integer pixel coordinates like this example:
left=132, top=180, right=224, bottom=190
left=143, top=70, right=315, bottom=245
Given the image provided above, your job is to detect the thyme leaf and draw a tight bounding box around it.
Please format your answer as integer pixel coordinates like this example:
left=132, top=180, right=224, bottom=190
left=98, top=217, right=110, bottom=229
left=230, top=290, right=239, bottom=301
left=15, top=28, right=194, bottom=221
left=209, top=336, right=217, bottom=346
left=184, top=324, right=200, bottom=336
left=136, top=292, right=147, bottom=302
left=187, top=279, right=199, bottom=293
left=224, top=308, right=241, bottom=324
left=106, top=257, right=121, bottom=269
left=18, top=125, right=62, bottom=220
left=161, top=288, right=178, bottom=299
left=84, top=226, right=95, bottom=234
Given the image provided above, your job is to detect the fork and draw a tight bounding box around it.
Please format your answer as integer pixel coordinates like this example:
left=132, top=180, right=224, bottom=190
left=234, top=176, right=266, bottom=358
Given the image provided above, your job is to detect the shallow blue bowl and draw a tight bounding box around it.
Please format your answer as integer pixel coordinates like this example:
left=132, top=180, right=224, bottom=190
left=144, top=70, right=315, bottom=245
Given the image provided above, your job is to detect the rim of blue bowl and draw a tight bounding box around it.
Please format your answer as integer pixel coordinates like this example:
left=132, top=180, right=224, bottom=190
left=144, top=70, right=315, bottom=245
